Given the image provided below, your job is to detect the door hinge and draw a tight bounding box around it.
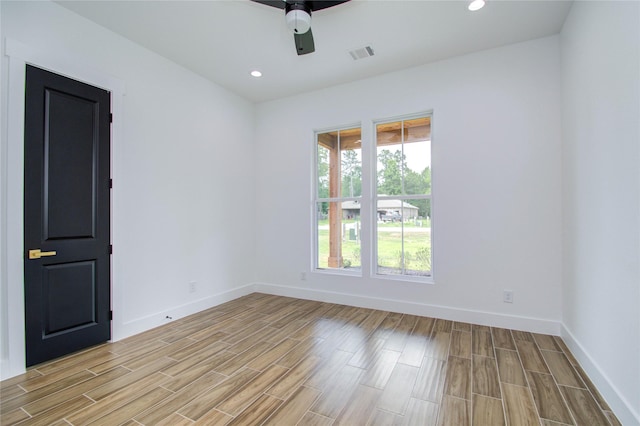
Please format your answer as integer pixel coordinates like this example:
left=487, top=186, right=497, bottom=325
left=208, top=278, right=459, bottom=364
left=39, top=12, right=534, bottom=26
left=109, top=179, right=113, bottom=188
left=109, top=245, right=113, bottom=254
left=109, top=113, right=113, bottom=123
left=109, top=311, right=113, bottom=320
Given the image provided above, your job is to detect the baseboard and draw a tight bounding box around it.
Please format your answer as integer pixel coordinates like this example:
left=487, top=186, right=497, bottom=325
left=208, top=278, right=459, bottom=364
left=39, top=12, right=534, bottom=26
left=252, top=282, right=561, bottom=335
left=112, top=284, right=256, bottom=341
left=561, top=325, right=640, bottom=425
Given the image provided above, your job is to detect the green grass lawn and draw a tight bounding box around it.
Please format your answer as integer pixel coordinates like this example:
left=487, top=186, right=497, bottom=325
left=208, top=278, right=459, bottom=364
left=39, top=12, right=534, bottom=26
left=317, top=224, right=431, bottom=275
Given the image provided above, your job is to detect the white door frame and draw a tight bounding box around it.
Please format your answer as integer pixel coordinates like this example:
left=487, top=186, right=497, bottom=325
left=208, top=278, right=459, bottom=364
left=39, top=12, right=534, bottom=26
left=1, top=38, right=125, bottom=380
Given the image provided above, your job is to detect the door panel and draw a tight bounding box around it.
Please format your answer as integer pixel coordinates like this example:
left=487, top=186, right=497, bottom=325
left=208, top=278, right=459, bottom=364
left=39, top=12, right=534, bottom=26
left=24, top=65, right=111, bottom=367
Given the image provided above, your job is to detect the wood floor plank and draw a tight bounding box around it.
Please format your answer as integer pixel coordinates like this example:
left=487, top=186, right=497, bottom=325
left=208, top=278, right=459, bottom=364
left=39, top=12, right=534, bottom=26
left=472, top=355, right=501, bottom=399
left=433, top=319, right=453, bottom=333
left=134, top=370, right=227, bottom=424
left=397, top=335, right=428, bottom=367
left=369, top=408, right=399, bottom=425
left=423, top=331, right=451, bottom=360
left=559, top=385, right=610, bottom=425
left=377, top=363, right=420, bottom=415
left=87, top=356, right=174, bottom=400
left=0, top=293, right=620, bottom=426
left=262, top=385, right=322, bottom=425
left=304, top=349, right=352, bottom=390
left=226, top=393, right=283, bottom=426
left=472, top=394, right=505, bottom=426
left=411, top=356, right=447, bottom=402
left=66, top=372, right=170, bottom=425
left=310, top=364, right=364, bottom=418
left=268, top=355, right=323, bottom=400
left=400, top=398, right=439, bottom=426
left=19, top=395, right=94, bottom=426
left=299, top=411, right=335, bottom=426
left=85, top=386, right=173, bottom=425
left=276, top=337, right=324, bottom=368
left=453, top=322, right=472, bottom=332
left=450, top=330, right=471, bottom=359
left=348, top=337, right=386, bottom=369
left=214, top=340, right=274, bottom=376
left=383, top=314, right=418, bottom=352
left=159, top=413, right=198, bottom=425
left=502, top=383, right=540, bottom=426
left=443, top=356, right=471, bottom=400
left=1, top=369, right=96, bottom=414
left=360, top=349, right=402, bottom=389
left=527, top=372, right=574, bottom=424
left=162, top=342, right=231, bottom=377
left=495, top=348, right=527, bottom=386
left=217, top=364, right=289, bottom=416
left=246, top=337, right=300, bottom=371
left=541, top=349, right=585, bottom=388
left=167, top=332, right=228, bottom=360
left=371, top=312, right=404, bottom=340
left=437, top=395, right=470, bottom=426
left=412, top=316, right=436, bottom=336
left=533, top=333, right=563, bottom=352
left=21, top=366, right=130, bottom=417
left=571, top=362, right=612, bottom=411
left=511, top=330, right=535, bottom=342
left=515, top=340, right=550, bottom=373
left=178, top=368, right=260, bottom=421
left=472, top=329, right=494, bottom=358
left=333, top=384, right=382, bottom=425
left=491, top=327, right=517, bottom=350
left=1, top=408, right=30, bottom=424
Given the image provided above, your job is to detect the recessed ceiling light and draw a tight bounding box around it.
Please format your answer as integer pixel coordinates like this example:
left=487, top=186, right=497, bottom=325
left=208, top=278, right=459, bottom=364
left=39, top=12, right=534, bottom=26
left=468, top=0, right=485, bottom=11
left=250, top=70, right=263, bottom=78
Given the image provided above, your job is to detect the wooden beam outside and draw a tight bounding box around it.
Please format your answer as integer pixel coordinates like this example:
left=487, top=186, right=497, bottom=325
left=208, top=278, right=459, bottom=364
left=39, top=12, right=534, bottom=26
left=327, top=146, right=343, bottom=268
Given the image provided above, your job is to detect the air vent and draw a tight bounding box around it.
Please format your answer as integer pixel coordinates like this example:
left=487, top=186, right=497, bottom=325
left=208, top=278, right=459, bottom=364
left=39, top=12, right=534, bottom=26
left=349, top=45, right=375, bottom=61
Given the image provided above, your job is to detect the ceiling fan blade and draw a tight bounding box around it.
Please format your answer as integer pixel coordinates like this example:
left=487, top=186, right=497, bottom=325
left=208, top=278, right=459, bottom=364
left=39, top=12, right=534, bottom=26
left=250, top=0, right=286, bottom=9
left=294, top=29, right=315, bottom=55
left=307, top=0, right=350, bottom=11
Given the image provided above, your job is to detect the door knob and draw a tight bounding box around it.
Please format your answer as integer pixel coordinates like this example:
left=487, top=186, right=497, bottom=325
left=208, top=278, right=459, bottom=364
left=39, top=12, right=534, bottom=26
left=28, top=249, right=57, bottom=259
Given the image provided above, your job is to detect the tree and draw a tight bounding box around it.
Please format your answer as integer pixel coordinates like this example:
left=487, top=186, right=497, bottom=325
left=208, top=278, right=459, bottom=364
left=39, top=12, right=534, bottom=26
left=341, top=149, right=362, bottom=197
left=377, top=149, right=405, bottom=195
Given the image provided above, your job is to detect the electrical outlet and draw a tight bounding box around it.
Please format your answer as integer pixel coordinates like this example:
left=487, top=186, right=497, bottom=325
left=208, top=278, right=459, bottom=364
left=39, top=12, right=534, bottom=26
left=503, top=290, right=514, bottom=303
left=300, top=272, right=306, bottom=281
left=189, top=281, right=197, bottom=293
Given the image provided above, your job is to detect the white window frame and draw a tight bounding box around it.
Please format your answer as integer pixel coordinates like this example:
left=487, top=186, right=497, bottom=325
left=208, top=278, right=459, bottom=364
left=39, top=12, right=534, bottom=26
left=372, top=112, right=434, bottom=283
left=312, top=124, right=363, bottom=276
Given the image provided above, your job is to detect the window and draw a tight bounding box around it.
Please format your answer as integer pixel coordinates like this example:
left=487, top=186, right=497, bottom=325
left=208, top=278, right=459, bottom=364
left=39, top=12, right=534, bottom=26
left=313, top=113, right=432, bottom=280
left=375, top=116, right=432, bottom=277
left=315, top=126, right=362, bottom=271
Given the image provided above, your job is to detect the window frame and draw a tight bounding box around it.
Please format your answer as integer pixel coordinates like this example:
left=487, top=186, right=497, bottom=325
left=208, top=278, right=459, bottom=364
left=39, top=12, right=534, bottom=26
left=372, top=112, right=434, bottom=283
left=312, top=124, right=363, bottom=275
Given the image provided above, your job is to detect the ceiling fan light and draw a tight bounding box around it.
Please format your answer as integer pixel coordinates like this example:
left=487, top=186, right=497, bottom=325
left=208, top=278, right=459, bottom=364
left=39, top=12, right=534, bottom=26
left=286, top=9, right=311, bottom=34
left=468, top=0, right=485, bottom=11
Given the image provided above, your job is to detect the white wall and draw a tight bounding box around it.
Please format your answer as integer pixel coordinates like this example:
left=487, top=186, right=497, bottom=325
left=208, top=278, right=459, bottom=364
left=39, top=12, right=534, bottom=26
left=561, top=1, right=640, bottom=423
left=254, top=36, right=563, bottom=333
left=0, top=1, right=256, bottom=379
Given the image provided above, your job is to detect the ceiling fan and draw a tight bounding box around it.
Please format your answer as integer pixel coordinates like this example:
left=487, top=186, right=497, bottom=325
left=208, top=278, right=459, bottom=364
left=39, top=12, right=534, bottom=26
left=251, top=0, right=351, bottom=55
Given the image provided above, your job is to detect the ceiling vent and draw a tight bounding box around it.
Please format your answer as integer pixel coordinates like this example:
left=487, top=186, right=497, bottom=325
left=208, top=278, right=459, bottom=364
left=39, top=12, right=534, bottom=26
left=349, top=45, right=375, bottom=60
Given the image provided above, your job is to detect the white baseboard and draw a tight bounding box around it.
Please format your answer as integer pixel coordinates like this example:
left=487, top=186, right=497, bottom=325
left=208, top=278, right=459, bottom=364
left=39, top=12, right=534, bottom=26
left=112, top=284, right=256, bottom=341
left=561, top=325, right=640, bottom=426
left=252, top=282, right=561, bottom=335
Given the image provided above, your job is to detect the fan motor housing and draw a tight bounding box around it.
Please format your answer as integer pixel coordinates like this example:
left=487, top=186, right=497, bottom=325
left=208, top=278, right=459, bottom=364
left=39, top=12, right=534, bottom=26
left=285, top=2, right=312, bottom=34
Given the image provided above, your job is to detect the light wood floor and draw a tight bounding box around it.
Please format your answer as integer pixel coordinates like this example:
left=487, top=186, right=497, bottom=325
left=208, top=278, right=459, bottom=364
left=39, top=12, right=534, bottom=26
left=1, top=293, right=620, bottom=425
